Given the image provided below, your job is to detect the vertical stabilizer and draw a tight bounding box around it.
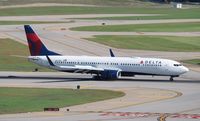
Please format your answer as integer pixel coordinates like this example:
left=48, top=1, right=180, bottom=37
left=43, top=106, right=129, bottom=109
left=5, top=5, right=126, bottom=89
left=24, top=25, right=60, bottom=56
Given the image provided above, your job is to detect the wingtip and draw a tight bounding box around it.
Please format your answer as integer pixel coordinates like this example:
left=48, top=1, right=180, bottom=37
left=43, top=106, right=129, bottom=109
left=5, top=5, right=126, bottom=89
left=109, top=48, right=115, bottom=57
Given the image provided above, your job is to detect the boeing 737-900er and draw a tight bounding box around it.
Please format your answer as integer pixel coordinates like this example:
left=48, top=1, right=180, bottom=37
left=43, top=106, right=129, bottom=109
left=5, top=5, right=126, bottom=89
left=24, top=25, right=189, bottom=81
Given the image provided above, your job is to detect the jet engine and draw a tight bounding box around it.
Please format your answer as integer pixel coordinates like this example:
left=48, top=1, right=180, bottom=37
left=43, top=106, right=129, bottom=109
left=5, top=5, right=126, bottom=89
left=100, top=69, right=121, bottom=80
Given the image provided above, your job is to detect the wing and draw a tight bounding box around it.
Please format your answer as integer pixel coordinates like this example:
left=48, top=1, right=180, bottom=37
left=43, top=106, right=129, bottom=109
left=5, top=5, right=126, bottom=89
left=46, top=56, right=121, bottom=76
left=109, top=49, right=115, bottom=57
left=46, top=55, right=104, bottom=73
left=57, top=65, right=104, bottom=73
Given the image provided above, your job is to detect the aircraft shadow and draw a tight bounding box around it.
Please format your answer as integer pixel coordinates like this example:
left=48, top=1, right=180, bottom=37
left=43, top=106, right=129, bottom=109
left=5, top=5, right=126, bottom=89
left=0, top=76, right=93, bottom=82
left=118, top=78, right=200, bottom=83
left=0, top=76, right=200, bottom=84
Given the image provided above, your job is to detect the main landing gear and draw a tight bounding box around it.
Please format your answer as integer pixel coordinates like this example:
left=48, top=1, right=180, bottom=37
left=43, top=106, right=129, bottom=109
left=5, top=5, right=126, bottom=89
left=93, top=73, right=102, bottom=80
left=93, top=75, right=102, bottom=80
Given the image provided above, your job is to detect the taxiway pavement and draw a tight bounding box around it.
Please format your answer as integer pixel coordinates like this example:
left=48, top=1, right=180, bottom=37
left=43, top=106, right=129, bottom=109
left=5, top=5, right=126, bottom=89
left=0, top=72, right=199, bottom=121
left=0, top=16, right=200, bottom=59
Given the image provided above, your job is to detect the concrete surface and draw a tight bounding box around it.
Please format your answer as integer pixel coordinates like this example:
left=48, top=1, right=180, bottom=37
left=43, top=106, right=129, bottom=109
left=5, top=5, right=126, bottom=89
left=0, top=71, right=199, bottom=121
left=1, top=17, right=200, bottom=59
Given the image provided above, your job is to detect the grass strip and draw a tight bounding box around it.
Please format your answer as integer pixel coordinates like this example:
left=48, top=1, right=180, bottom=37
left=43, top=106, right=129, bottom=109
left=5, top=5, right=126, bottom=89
left=183, top=59, right=200, bottom=65
left=0, top=87, right=124, bottom=114
left=0, top=21, right=70, bottom=25
left=0, top=6, right=199, bottom=18
left=86, top=35, right=200, bottom=52
left=71, top=22, right=200, bottom=32
left=0, top=38, right=51, bottom=71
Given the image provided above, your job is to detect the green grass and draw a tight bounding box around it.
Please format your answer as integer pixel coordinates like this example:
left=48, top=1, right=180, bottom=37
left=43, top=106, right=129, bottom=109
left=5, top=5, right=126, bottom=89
left=80, top=14, right=200, bottom=20
left=0, top=21, right=70, bottom=25
left=183, top=59, right=200, bottom=65
left=0, top=6, right=199, bottom=18
left=71, top=22, right=200, bottom=32
left=78, top=10, right=200, bottom=20
left=0, top=38, right=51, bottom=71
left=0, top=87, right=124, bottom=114
left=0, top=0, right=156, bottom=6
left=86, top=35, right=200, bottom=52
left=76, top=7, right=200, bottom=20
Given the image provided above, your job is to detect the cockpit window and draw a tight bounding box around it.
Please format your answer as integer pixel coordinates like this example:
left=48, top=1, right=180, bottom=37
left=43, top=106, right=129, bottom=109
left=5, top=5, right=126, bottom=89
left=174, top=64, right=182, bottom=66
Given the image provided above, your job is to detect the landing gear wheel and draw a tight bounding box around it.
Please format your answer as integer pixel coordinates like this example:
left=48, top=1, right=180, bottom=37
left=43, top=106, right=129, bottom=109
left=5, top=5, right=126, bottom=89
left=170, top=76, right=174, bottom=81
left=93, top=75, right=102, bottom=80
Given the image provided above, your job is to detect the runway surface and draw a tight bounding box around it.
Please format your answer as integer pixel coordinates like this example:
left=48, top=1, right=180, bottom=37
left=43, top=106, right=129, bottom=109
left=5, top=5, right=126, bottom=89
left=0, top=72, right=199, bottom=121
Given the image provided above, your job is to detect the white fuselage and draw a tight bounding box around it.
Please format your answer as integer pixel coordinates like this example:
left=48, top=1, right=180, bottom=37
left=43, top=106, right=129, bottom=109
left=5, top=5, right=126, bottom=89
left=28, top=56, right=189, bottom=77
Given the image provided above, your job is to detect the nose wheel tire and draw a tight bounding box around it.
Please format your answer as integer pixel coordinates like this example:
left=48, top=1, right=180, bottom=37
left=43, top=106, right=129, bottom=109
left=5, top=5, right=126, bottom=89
left=170, top=76, right=174, bottom=81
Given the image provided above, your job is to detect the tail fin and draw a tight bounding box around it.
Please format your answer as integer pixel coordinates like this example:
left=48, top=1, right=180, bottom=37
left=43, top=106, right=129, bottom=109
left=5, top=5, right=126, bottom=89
left=24, top=25, right=60, bottom=56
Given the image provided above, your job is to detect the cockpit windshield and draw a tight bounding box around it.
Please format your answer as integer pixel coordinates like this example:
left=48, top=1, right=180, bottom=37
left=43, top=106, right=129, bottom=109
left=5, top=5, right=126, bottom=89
left=174, top=64, right=182, bottom=67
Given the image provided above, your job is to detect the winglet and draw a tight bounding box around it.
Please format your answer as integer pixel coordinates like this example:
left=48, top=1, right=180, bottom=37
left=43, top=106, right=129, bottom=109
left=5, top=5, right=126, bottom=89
left=109, top=49, right=115, bottom=57
left=24, top=25, right=60, bottom=56
left=46, top=55, right=55, bottom=66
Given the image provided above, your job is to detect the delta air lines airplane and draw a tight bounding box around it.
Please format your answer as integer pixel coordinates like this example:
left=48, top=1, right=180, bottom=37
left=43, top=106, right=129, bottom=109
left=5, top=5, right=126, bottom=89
left=24, top=25, right=189, bottom=81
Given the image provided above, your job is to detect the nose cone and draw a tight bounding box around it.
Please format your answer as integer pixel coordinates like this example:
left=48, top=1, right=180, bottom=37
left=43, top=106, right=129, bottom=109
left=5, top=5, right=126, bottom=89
left=182, top=66, right=189, bottom=74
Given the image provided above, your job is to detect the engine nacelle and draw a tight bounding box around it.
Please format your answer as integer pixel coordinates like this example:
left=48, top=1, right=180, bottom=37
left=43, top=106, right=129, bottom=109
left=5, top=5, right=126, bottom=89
left=100, top=69, right=121, bottom=80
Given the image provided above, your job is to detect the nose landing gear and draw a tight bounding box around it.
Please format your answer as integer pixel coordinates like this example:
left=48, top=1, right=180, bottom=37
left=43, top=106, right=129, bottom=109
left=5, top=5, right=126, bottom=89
left=170, top=76, right=174, bottom=81
left=170, top=75, right=179, bottom=81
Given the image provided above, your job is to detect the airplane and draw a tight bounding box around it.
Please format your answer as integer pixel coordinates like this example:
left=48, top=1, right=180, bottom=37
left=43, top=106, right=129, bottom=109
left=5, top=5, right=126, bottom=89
left=24, top=25, right=189, bottom=81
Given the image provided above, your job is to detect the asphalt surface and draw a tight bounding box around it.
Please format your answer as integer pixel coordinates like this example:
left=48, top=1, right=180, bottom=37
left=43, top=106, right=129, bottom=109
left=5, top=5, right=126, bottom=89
left=0, top=72, right=199, bottom=121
